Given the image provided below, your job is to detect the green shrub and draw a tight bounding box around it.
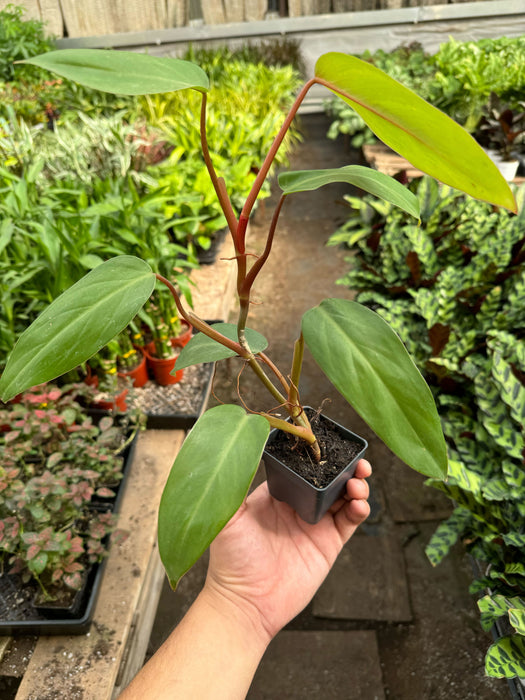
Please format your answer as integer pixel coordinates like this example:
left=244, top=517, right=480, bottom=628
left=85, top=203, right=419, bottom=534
left=0, top=4, right=54, bottom=83
left=432, top=36, right=525, bottom=132
left=329, top=177, right=525, bottom=679
left=325, top=36, right=525, bottom=143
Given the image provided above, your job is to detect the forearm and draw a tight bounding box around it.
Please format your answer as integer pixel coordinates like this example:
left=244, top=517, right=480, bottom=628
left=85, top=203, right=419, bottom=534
left=119, top=584, right=271, bottom=700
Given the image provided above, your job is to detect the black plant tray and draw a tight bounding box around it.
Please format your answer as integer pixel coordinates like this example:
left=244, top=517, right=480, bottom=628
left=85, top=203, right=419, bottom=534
left=0, top=434, right=137, bottom=635
left=129, top=361, right=214, bottom=430
left=0, top=560, right=105, bottom=636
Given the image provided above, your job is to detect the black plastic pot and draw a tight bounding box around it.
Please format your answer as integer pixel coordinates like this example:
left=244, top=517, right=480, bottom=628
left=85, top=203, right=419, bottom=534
left=264, top=408, right=368, bottom=525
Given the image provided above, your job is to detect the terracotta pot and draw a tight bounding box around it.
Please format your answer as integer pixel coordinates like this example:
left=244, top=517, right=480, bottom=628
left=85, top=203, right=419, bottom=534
left=263, top=408, right=368, bottom=524
left=118, top=350, right=148, bottom=388
left=92, top=387, right=129, bottom=412
left=172, top=321, right=193, bottom=349
left=144, top=342, right=184, bottom=386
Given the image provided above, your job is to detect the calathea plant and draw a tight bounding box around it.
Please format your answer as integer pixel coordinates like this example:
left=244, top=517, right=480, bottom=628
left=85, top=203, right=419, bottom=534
left=0, top=49, right=516, bottom=588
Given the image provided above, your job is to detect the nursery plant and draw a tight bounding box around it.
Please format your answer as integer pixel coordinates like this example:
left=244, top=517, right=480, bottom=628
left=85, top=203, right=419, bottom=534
left=0, top=49, right=516, bottom=589
left=0, top=382, right=135, bottom=600
left=329, top=177, right=525, bottom=679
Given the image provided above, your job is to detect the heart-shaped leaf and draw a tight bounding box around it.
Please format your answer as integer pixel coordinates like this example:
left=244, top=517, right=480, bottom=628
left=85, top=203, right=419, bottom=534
left=302, top=299, right=447, bottom=479
left=278, top=166, right=420, bottom=219
left=158, top=404, right=270, bottom=588
left=315, top=52, right=516, bottom=213
left=0, top=256, right=155, bottom=402
left=176, top=323, right=268, bottom=370
left=22, top=49, right=209, bottom=95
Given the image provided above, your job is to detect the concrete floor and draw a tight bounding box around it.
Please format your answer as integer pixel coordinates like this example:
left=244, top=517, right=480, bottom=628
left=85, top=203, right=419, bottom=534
left=148, top=113, right=510, bottom=699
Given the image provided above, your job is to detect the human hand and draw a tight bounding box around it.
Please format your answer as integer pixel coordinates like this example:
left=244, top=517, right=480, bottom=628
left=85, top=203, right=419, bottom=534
left=204, top=459, right=371, bottom=644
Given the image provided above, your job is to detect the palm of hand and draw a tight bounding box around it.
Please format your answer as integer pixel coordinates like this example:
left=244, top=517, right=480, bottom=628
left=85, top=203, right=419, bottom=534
left=207, top=467, right=370, bottom=639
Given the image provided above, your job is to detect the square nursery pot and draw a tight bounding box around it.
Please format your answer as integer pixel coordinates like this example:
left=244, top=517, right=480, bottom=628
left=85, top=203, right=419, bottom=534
left=264, top=408, right=368, bottom=525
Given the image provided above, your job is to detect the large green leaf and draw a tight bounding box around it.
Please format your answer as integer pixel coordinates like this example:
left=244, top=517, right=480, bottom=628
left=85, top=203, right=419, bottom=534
left=158, top=405, right=270, bottom=588
left=315, top=53, right=516, bottom=212
left=485, top=636, right=525, bottom=679
left=302, top=299, right=447, bottom=479
left=21, top=49, right=209, bottom=95
left=175, top=323, right=268, bottom=370
left=0, top=256, right=155, bottom=402
left=278, top=166, right=420, bottom=219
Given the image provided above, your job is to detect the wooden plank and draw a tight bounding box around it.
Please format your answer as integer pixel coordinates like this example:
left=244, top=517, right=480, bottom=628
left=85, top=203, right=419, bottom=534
left=287, top=0, right=302, bottom=17
left=55, top=2, right=525, bottom=49
left=167, top=0, right=188, bottom=27
left=111, top=547, right=166, bottom=698
left=201, top=0, right=226, bottom=24
left=314, top=0, right=331, bottom=12
left=225, top=0, right=245, bottom=22
left=59, top=0, right=167, bottom=37
left=244, top=0, right=267, bottom=22
left=15, top=430, right=185, bottom=700
left=39, top=0, right=64, bottom=37
left=363, top=143, right=425, bottom=179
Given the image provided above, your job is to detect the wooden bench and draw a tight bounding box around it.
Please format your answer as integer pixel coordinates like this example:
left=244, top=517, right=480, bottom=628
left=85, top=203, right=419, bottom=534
left=0, top=232, right=237, bottom=699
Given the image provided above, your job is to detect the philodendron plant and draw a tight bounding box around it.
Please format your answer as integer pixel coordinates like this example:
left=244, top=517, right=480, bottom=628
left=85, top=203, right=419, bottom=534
left=0, top=49, right=516, bottom=588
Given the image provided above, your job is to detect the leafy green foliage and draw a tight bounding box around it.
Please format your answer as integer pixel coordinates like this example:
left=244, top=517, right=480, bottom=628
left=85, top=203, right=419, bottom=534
left=315, top=53, right=515, bottom=212
left=158, top=405, right=269, bottom=588
left=332, top=176, right=525, bottom=677
left=0, top=5, right=54, bottom=82
left=302, top=299, right=447, bottom=479
left=0, top=383, right=135, bottom=597
left=176, top=324, right=268, bottom=369
left=0, top=257, right=156, bottom=401
left=22, top=50, right=209, bottom=96
left=278, top=166, right=420, bottom=218
left=325, top=36, right=525, bottom=143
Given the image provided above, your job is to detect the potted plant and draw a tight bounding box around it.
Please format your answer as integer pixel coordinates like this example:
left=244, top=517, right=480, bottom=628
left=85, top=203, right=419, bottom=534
left=0, top=49, right=516, bottom=590
left=86, top=342, right=129, bottom=412
left=0, top=383, right=134, bottom=615
left=116, top=329, right=148, bottom=388
left=476, top=95, right=525, bottom=181
left=141, top=291, right=188, bottom=386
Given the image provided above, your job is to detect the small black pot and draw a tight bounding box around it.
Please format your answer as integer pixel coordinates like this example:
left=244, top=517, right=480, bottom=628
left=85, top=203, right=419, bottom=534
left=263, top=409, right=368, bottom=524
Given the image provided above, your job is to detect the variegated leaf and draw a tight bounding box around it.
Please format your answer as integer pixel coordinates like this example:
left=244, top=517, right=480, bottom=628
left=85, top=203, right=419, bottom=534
left=485, top=636, right=525, bottom=679
left=425, top=507, right=472, bottom=567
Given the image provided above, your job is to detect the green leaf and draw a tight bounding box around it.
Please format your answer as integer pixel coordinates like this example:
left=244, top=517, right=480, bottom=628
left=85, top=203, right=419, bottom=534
left=478, top=595, right=525, bottom=632
left=302, top=299, right=447, bottom=478
left=485, top=635, right=525, bottom=679
left=425, top=507, right=471, bottom=566
left=175, top=323, right=268, bottom=370
left=278, top=166, right=420, bottom=219
left=21, top=49, right=209, bottom=95
left=509, top=609, right=525, bottom=636
left=158, top=405, right=270, bottom=588
left=0, top=256, right=155, bottom=402
left=315, top=53, right=516, bottom=212
left=29, top=552, right=48, bottom=576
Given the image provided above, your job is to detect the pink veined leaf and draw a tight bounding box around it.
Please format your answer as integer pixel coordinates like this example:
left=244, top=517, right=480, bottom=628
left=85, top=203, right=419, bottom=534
left=64, top=561, right=84, bottom=574
left=64, top=571, right=83, bottom=590
left=99, top=416, right=114, bottom=431
left=47, top=390, right=62, bottom=401
left=96, top=487, right=116, bottom=498
left=26, top=544, right=41, bottom=560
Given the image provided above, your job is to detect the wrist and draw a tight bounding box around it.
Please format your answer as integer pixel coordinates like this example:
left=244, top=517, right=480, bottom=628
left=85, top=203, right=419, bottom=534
left=200, top=578, right=274, bottom=652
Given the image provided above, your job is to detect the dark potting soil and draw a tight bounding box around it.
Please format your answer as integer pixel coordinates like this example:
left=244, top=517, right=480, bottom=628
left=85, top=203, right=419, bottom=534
left=265, top=409, right=363, bottom=489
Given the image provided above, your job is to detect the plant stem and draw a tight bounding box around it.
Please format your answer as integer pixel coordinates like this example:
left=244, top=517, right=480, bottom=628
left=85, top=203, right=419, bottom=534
left=239, top=78, right=317, bottom=233
left=289, top=334, right=304, bottom=407
left=199, top=93, right=238, bottom=243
